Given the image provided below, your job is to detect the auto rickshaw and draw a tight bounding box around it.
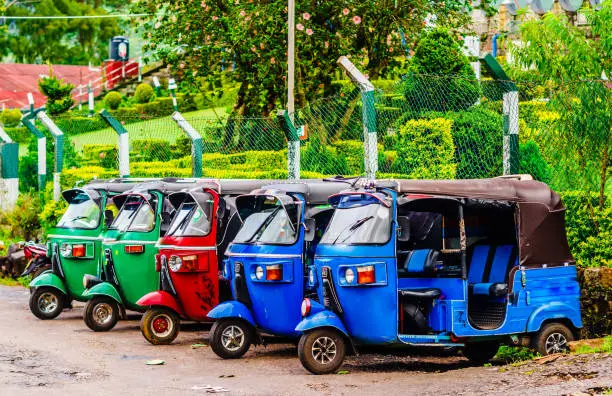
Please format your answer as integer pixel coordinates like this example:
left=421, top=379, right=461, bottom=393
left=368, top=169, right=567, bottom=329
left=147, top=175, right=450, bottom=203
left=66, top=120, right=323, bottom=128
left=81, top=179, right=202, bottom=331
left=136, top=179, right=273, bottom=345
left=296, top=178, right=582, bottom=374
left=207, top=180, right=349, bottom=358
left=28, top=179, right=138, bottom=320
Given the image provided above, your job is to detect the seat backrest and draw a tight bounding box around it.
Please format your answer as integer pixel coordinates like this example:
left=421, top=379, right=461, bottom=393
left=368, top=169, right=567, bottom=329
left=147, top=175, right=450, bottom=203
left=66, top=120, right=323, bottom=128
left=404, top=249, right=438, bottom=273
left=468, top=245, right=490, bottom=284
left=487, top=245, right=517, bottom=284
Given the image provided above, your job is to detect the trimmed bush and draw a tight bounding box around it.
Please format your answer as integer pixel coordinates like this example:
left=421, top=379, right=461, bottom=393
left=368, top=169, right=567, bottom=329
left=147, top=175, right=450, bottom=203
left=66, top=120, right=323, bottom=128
left=132, top=139, right=173, bottom=162
left=134, top=83, right=155, bottom=104
left=0, top=108, right=22, bottom=127
left=103, top=91, right=123, bottom=110
left=519, top=140, right=551, bottom=182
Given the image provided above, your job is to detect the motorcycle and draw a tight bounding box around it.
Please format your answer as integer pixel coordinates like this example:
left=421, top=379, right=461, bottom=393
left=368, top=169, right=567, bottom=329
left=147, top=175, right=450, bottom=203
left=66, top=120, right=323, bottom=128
left=21, top=242, right=51, bottom=278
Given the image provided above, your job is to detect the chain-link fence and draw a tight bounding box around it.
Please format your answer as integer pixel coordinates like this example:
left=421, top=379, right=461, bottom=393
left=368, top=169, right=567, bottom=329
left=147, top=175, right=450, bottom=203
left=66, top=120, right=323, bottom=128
left=11, top=75, right=609, bottom=198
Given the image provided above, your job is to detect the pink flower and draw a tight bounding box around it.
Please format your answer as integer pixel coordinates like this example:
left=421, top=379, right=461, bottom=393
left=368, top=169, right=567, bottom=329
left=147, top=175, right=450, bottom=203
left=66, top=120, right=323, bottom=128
left=172, top=15, right=177, bottom=23
left=179, top=63, right=185, bottom=69
left=155, top=22, right=161, bottom=29
left=296, top=23, right=304, bottom=31
left=270, top=57, right=276, bottom=64
left=324, top=41, right=329, bottom=48
left=352, top=15, right=361, bottom=25
left=389, top=47, right=394, bottom=52
left=201, top=1, right=206, bottom=7
left=306, top=28, right=313, bottom=36
left=212, top=15, right=218, bottom=20
left=302, top=12, right=311, bottom=20
left=240, top=10, right=246, bottom=17
left=342, top=8, right=350, bottom=15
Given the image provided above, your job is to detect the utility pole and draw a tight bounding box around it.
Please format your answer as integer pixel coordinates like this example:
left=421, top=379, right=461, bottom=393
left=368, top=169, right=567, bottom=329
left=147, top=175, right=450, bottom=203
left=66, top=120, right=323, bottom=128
left=287, top=0, right=295, bottom=119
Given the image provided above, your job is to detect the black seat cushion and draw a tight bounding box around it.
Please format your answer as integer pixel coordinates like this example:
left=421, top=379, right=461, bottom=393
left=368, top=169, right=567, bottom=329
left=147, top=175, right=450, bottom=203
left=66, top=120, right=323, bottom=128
left=398, top=288, right=441, bottom=300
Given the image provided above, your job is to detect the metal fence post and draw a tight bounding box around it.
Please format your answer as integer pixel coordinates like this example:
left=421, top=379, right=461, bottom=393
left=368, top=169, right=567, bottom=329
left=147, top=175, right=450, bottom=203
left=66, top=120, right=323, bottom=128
left=168, top=78, right=179, bottom=112
left=171, top=112, right=203, bottom=178
left=337, top=56, right=378, bottom=179
left=0, top=126, right=19, bottom=211
left=21, top=115, right=46, bottom=191
left=100, top=109, right=130, bottom=178
left=36, top=111, right=64, bottom=201
left=88, top=83, right=94, bottom=118
left=278, top=110, right=300, bottom=180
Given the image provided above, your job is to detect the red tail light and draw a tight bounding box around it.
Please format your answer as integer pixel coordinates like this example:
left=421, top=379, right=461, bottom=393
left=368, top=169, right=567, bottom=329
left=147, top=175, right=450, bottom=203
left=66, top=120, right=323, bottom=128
left=182, top=255, right=198, bottom=271
left=125, top=245, right=144, bottom=254
left=72, top=244, right=85, bottom=258
left=266, top=264, right=283, bottom=281
left=357, top=265, right=375, bottom=284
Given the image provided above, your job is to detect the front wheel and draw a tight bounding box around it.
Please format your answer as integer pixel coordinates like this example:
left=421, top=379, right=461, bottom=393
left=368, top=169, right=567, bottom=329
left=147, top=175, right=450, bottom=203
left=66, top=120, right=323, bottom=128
left=84, top=296, right=119, bottom=332
left=462, top=341, right=500, bottom=365
left=29, top=287, right=64, bottom=320
left=533, top=323, right=574, bottom=356
left=209, top=319, right=253, bottom=359
left=298, top=329, right=346, bottom=375
left=141, top=307, right=180, bottom=345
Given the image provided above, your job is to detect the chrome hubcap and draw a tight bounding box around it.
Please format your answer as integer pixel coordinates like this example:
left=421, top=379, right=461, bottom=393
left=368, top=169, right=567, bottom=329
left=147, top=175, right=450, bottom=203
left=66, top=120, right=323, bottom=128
left=92, top=302, right=113, bottom=326
left=312, top=336, right=337, bottom=365
left=221, top=325, right=245, bottom=352
left=151, top=314, right=173, bottom=338
left=545, top=332, right=568, bottom=354
left=38, top=292, right=58, bottom=314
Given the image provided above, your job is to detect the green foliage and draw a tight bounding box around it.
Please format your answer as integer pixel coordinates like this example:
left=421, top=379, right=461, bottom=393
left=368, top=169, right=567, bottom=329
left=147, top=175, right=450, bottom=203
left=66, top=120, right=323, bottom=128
left=519, top=141, right=551, bottom=183
left=572, top=336, right=612, bottom=354
left=0, top=194, right=42, bottom=241
left=134, top=83, right=155, bottom=104
left=103, top=92, right=123, bottom=110
left=495, top=346, right=537, bottom=364
left=39, top=198, right=67, bottom=234
left=132, top=139, right=173, bottom=162
left=389, top=118, right=456, bottom=179
left=562, top=192, right=612, bottom=268
left=403, top=28, right=481, bottom=113
left=38, top=72, right=75, bottom=115
left=0, top=108, right=22, bottom=127
left=3, top=127, right=30, bottom=143
left=82, top=144, right=118, bottom=169
left=301, top=137, right=350, bottom=176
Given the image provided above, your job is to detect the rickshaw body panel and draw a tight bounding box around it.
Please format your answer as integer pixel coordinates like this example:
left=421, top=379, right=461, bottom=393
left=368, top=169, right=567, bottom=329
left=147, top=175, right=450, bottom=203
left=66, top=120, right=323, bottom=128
left=295, top=301, right=349, bottom=337
left=28, top=271, right=67, bottom=295
left=82, top=281, right=122, bottom=304
left=136, top=290, right=183, bottom=316
left=207, top=300, right=256, bottom=326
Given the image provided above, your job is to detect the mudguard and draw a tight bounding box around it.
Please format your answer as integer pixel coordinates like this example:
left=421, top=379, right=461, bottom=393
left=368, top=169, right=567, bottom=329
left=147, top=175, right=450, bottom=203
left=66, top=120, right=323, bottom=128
left=29, top=272, right=67, bottom=295
left=295, top=310, right=349, bottom=337
left=82, top=282, right=122, bottom=305
left=207, top=301, right=256, bottom=327
left=136, top=291, right=183, bottom=316
left=526, top=302, right=583, bottom=332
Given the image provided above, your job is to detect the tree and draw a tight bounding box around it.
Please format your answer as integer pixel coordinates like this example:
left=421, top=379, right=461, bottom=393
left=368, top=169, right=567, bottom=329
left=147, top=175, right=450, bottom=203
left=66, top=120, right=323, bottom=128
left=133, top=0, right=471, bottom=118
left=38, top=69, right=75, bottom=115
left=511, top=1, right=611, bottom=207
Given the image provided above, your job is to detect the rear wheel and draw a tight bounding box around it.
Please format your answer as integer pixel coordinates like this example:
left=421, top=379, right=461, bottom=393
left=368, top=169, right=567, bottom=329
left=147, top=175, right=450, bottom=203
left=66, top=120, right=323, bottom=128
left=29, top=287, right=64, bottom=320
left=533, top=323, right=574, bottom=356
left=210, top=319, right=253, bottom=359
left=298, top=329, right=346, bottom=375
left=141, top=307, right=180, bottom=345
left=84, top=296, right=119, bottom=332
left=462, top=341, right=500, bottom=365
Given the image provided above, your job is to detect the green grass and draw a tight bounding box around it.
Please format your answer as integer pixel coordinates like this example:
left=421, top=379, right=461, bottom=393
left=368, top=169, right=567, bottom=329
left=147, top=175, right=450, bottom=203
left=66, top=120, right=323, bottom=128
left=495, top=346, right=538, bottom=364
left=0, top=276, right=29, bottom=287
left=572, top=336, right=612, bottom=354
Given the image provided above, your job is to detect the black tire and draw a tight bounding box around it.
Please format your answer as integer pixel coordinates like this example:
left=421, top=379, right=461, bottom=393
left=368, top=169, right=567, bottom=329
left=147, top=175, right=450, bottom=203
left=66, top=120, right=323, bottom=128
left=29, top=287, right=64, bottom=320
left=532, top=323, right=574, bottom=356
left=209, top=319, right=253, bottom=359
left=140, top=307, right=180, bottom=345
left=298, top=329, right=346, bottom=375
left=83, top=296, right=119, bottom=332
left=462, top=341, right=500, bottom=365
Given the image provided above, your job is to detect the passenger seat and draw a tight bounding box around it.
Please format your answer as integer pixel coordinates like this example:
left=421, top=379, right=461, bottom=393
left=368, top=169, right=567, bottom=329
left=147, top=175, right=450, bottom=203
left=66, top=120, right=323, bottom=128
left=468, top=245, right=518, bottom=297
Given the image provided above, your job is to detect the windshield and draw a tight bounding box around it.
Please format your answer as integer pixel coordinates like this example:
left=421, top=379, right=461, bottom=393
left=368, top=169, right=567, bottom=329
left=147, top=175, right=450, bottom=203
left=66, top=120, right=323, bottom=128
left=321, top=203, right=392, bottom=245
left=234, top=197, right=300, bottom=245
left=56, top=193, right=101, bottom=230
left=166, top=200, right=213, bottom=237
left=110, top=196, right=156, bottom=232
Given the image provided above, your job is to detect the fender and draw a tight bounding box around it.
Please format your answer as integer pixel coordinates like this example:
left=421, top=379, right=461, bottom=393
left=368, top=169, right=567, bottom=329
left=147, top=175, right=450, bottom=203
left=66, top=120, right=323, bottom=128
left=207, top=301, right=256, bottom=327
left=82, top=282, right=122, bottom=305
left=29, top=272, right=67, bottom=295
left=295, top=310, right=349, bottom=337
left=136, top=291, right=184, bottom=317
left=526, top=301, right=583, bottom=332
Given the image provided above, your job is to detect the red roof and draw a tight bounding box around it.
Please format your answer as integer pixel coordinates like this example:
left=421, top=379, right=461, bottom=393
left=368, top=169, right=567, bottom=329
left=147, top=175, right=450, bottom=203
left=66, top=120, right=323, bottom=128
left=0, top=64, right=102, bottom=110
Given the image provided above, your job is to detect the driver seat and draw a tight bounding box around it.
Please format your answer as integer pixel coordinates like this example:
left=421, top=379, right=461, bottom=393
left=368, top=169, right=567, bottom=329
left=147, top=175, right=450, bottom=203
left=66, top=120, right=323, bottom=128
left=398, top=249, right=441, bottom=300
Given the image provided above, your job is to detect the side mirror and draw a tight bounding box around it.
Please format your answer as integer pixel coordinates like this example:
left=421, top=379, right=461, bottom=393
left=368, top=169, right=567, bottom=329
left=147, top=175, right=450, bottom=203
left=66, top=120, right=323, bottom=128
left=304, top=218, right=316, bottom=242
left=397, top=216, right=410, bottom=242
left=104, top=210, right=114, bottom=228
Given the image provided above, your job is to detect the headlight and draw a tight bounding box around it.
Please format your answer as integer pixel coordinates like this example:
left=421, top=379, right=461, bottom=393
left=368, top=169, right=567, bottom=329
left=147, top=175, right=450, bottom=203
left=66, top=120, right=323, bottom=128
left=345, top=268, right=355, bottom=284
left=60, top=243, right=72, bottom=257
left=168, top=255, right=182, bottom=272
left=255, top=265, right=264, bottom=280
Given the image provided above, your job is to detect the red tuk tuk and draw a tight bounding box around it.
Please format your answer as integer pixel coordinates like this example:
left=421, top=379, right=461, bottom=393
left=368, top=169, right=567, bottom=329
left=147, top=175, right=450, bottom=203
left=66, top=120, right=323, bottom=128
left=136, top=179, right=271, bottom=344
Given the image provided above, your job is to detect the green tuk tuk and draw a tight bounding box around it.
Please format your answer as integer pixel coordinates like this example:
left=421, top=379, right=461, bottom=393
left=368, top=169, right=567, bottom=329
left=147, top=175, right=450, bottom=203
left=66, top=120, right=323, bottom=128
left=81, top=179, right=201, bottom=331
left=28, top=179, right=138, bottom=320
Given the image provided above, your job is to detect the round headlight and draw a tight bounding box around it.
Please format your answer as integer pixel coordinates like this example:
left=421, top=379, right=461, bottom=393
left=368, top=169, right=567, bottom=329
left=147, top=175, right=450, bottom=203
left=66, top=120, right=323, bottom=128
left=255, top=266, right=264, bottom=280
left=60, top=243, right=72, bottom=258
left=309, top=268, right=315, bottom=285
left=168, top=255, right=182, bottom=272
left=345, top=268, right=355, bottom=284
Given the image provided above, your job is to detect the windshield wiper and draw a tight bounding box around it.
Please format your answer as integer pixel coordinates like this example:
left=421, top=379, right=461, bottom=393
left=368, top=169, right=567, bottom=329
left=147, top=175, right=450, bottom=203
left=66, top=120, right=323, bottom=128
left=69, top=216, right=89, bottom=222
left=332, top=216, right=374, bottom=244
left=248, top=207, right=281, bottom=243
left=173, top=208, right=195, bottom=234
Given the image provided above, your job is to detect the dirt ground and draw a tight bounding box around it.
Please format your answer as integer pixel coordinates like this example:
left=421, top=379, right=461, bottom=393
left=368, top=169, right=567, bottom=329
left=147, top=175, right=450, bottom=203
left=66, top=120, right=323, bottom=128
left=0, top=285, right=610, bottom=396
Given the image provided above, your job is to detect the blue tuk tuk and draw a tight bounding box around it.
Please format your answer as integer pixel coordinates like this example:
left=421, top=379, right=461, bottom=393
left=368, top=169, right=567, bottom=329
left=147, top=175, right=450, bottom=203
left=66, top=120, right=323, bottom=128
left=295, top=178, right=582, bottom=374
left=207, top=180, right=348, bottom=359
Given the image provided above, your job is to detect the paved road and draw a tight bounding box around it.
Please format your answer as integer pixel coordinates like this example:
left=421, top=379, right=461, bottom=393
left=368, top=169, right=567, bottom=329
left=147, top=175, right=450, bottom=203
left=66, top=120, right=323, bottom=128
left=0, top=285, right=610, bottom=396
